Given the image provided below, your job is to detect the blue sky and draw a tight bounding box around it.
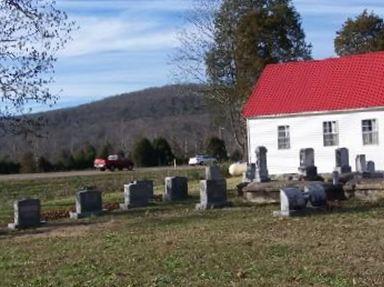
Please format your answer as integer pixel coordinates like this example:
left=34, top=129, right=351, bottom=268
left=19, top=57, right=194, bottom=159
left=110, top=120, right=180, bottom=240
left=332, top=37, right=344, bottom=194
left=46, top=0, right=384, bottom=111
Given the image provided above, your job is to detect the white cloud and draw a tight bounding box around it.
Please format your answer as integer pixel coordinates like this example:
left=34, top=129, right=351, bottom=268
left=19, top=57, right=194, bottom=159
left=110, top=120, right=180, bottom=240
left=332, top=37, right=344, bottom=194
left=60, top=15, right=178, bottom=57
left=58, top=0, right=192, bottom=13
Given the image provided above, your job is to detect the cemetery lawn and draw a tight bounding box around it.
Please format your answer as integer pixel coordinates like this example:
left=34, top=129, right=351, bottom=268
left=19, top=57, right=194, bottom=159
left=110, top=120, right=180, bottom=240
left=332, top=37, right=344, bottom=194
left=0, top=169, right=384, bottom=286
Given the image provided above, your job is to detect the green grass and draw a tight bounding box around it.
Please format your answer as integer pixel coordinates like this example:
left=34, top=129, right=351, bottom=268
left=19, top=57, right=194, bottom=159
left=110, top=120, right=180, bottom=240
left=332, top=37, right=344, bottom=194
left=0, top=169, right=384, bottom=286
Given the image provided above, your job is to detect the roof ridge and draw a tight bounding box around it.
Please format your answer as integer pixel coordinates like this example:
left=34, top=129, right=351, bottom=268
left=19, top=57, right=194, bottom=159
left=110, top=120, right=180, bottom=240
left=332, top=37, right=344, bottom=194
left=265, top=51, right=384, bottom=69
left=243, top=51, right=384, bottom=118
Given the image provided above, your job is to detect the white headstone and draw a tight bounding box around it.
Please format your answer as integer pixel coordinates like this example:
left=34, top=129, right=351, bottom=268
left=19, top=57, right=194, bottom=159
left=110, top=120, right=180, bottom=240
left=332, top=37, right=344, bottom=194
left=355, top=155, right=367, bottom=173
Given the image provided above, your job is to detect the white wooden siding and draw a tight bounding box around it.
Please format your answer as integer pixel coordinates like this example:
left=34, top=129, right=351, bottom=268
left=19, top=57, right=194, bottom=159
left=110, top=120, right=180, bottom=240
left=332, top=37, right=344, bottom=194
left=247, top=109, right=384, bottom=174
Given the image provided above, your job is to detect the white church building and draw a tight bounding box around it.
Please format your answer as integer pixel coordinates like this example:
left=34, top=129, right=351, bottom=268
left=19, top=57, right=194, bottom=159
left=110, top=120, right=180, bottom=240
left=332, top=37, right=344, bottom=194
left=243, top=52, right=384, bottom=175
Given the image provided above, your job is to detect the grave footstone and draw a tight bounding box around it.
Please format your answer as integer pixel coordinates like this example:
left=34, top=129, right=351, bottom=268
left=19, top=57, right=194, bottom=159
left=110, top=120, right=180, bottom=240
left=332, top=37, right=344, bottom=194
left=8, top=199, right=44, bottom=229
left=255, top=146, right=269, bottom=183
left=298, top=148, right=318, bottom=180
left=273, top=188, right=307, bottom=217
left=164, top=176, right=188, bottom=201
left=335, top=148, right=352, bottom=173
left=355, top=155, right=367, bottom=173
left=120, top=181, right=154, bottom=209
left=196, top=179, right=231, bottom=210
left=69, top=188, right=104, bottom=219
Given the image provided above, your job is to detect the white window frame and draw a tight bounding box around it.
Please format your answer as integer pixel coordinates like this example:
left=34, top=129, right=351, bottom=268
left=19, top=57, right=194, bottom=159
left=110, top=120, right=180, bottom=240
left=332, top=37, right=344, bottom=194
left=362, top=119, right=379, bottom=145
left=323, top=121, right=339, bottom=147
left=278, top=125, right=290, bottom=150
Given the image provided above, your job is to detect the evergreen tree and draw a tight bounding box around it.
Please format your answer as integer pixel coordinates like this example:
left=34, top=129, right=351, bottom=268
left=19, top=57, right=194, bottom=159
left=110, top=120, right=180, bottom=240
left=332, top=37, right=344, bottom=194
left=206, top=137, right=228, bottom=162
left=133, top=138, right=156, bottom=167
left=153, top=137, right=174, bottom=166
left=335, top=10, right=384, bottom=56
left=37, top=156, right=54, bottom=172
left=56, top=149, right=75, bottom=171
left=177, top=0, right=311, bottom=156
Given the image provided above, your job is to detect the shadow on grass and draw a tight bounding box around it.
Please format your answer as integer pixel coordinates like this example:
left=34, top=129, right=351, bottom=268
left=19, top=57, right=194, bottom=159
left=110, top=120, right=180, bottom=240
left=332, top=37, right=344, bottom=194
left=0, top=220, right=95, bottom=239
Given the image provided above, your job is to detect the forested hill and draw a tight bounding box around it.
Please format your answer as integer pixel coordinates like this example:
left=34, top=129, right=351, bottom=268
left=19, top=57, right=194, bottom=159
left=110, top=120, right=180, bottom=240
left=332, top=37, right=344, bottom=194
left=1, top=84, right=234, bottom=161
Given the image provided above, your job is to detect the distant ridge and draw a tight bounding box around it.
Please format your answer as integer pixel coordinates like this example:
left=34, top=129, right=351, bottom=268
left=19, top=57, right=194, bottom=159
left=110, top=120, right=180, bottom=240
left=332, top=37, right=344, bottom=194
left=1, top=84, right=233, bottom=160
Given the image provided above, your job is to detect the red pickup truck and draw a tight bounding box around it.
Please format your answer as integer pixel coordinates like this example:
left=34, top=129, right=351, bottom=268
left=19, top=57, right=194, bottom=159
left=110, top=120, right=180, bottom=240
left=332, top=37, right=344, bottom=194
left=94, top=155, right=134, bottom=171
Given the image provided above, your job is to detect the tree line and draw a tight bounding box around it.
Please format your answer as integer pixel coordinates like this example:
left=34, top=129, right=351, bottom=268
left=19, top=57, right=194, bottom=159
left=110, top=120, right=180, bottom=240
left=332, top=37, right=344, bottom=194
left=0, top=136, right=237, bottom=174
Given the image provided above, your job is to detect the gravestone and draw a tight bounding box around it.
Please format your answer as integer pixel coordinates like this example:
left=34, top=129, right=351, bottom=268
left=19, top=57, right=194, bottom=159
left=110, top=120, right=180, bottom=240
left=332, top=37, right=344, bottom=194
left=304, top=183, right=327, bottom=207
left=205, top=165, right=223, bottom=180
left=196, top=179, right=230, bottom=210
left=242, top=163, right=256, bottom=183
left=164, top=176, right=188, bottom=201
left=255, top=146, right=269, bottom=183
left=335, top=148, right=352, bottom=173
left=367, top=161, right=375, bottom=173
left=298, top=148, right=318, bottom=180
left=355, top=155, right=367, bottom=173
left=8, top=199, right=44, bottom=229
left=332, top=171, right=340, bottom=185
left=69, top=188, right=103, bottom=219
left=273, top=188, right=307, bottom=217
left=120, top=181, right=154, bottom=209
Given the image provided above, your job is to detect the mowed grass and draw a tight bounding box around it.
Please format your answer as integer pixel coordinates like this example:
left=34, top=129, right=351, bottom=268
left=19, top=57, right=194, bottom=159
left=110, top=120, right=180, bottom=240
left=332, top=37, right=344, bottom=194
left=0, top=168, right=384, bottom=286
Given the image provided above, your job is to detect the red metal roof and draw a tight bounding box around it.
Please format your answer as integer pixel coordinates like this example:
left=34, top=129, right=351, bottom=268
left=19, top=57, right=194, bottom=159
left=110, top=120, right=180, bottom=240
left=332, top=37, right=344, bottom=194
left=243, top=52, right=384, bottom=118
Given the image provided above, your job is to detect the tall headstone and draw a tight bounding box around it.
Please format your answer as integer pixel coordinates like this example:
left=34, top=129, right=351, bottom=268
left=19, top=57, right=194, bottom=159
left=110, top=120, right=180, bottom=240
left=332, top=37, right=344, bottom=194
left=255, top=146, right=269, bottom=183
left=164, top=176, right=188, bottom=201
left=69, top=188, right=103, bottom=219
left=367, top=161, right=375, bottom=174
left=335, top=148, right=352, bottom=173
left=196, top=179, right=230, bottom=210
left=298, top=148, right=318, bottom=180
left=355, top=155, right=367, bottom=173
left=120, top=181, right=154, bottom=209
left=273, top=188, right=307, bottom=217
left=8, top=199, right=44, bottom=229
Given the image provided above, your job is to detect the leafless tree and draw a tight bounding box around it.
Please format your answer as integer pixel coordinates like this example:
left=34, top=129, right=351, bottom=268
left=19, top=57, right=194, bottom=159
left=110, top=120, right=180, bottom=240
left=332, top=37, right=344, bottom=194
left=0, top=0, right=75, bottom=135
